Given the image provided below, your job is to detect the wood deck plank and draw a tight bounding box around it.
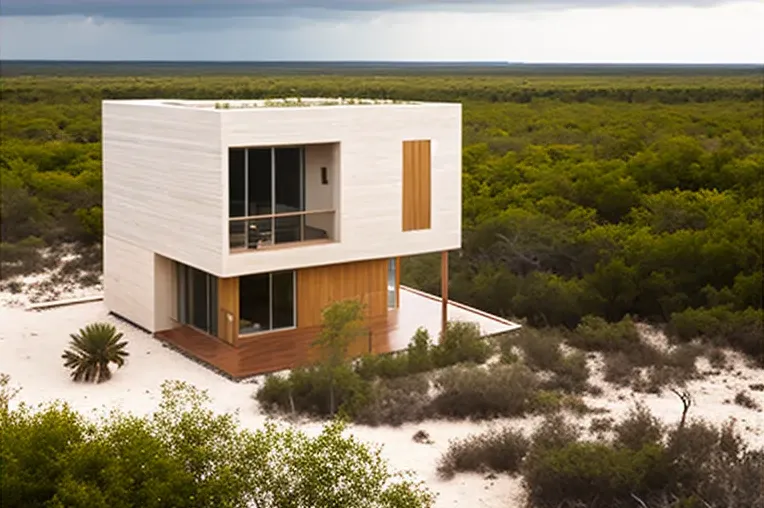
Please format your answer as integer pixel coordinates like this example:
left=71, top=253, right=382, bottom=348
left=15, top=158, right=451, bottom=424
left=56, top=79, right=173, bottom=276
left=154, top=287, right=520, bottom=379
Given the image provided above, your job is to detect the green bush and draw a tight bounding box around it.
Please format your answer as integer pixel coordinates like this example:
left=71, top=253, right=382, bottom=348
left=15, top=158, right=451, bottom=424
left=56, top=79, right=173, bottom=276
left=256, top=364, right=371, bottom=418
left=544, top=351, right=590, bottom=393
left=355, top=353, right=410, bottom=381
left=437, top=427, right=529, bottom=479
left=613, top=404, right=664, bottom=450
left=407, top=327, right=434, bottom=374
left=669, top=306, right=764, bottom=365
left=432, top=321, right=492, bottom=368
left=1, top=380, right=434, bottom=508
left=354, top=375, right=432, bottom=427
left=522, top=409, right=764, bottom=508
left=603, top=352, right=636, bottom=385
left=570, top=315, right=642, bottom=352
left=430, top=364, right=538, bottom=420
left=510, top=327, right=563, bottom=371
left=524, top=442, right=668, bottom=507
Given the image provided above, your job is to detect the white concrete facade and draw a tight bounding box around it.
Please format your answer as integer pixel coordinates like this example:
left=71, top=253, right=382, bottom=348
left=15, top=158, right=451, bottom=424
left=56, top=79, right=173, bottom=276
left=102, top=98, right=462, bottom=331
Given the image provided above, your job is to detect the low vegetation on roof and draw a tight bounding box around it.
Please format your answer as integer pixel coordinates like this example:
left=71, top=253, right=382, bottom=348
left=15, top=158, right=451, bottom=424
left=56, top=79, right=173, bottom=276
left=212, top=97, right=411, bottom=108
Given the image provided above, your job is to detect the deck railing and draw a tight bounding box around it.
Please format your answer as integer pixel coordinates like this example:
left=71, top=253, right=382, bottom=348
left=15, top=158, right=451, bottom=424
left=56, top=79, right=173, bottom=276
left=229, top=209, right=335, bottom=251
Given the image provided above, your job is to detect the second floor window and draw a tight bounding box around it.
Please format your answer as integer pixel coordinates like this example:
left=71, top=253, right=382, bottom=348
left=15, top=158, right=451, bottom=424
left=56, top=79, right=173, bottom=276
left=229, top=146, right=304, bottom=218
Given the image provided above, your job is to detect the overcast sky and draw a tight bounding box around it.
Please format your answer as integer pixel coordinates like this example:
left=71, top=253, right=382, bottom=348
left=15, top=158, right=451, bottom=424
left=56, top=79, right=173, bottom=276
left=1, top=0, right=762, bottom=62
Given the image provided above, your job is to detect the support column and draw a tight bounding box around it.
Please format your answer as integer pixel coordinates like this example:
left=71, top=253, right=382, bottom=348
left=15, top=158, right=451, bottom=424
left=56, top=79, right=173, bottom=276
left=441, top=250, right=449, bottom=338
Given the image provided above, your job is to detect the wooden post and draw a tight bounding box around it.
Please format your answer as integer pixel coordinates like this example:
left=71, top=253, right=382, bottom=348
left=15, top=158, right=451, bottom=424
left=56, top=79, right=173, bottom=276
left=441, top=250, right=449, bottom=339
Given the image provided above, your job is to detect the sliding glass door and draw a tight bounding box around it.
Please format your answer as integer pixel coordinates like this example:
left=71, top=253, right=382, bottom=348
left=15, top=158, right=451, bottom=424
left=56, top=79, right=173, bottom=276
left=239, top=270, right=296, bottom=335
left=177, top=263, right=218, bottom=336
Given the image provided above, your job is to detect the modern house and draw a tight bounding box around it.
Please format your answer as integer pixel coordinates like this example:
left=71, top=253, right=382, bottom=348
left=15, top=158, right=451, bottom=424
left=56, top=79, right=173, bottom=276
left=102, top=98, right=518, bottom=378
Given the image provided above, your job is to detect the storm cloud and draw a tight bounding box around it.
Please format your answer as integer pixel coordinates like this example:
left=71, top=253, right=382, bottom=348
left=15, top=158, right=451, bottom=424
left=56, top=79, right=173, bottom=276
left=2, top=0, right=731, bottom=19
left=1, top=0, right=759, bottom=62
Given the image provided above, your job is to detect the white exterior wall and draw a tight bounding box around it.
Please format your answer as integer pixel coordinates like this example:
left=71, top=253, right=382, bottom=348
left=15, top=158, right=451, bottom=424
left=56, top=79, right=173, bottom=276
left=103, top=101, right=223, bottom=330
left=102, top=100, right=461, bottom=286
left=103, top=235, right=156, bottom=331
left=221, top=103, right=462, bottom=277
left=102, top=101, right=224, bottom=275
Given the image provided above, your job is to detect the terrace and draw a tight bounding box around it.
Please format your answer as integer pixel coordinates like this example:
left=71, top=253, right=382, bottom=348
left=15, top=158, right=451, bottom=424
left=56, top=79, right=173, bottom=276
left=156, top=286, right=520, bottom=379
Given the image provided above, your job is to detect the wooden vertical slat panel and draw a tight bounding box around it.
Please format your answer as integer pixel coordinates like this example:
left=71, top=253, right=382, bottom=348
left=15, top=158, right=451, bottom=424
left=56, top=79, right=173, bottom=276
left=218, top=277, right=239, bottom=345
left=402, top=140, right=432, bottom=231
left=297, top=259, right=388, bottom=328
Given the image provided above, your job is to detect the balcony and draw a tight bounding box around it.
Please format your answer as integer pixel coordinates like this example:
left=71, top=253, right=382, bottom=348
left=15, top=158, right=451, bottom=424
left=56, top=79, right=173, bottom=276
left=229, top=210, right=335, bottom=251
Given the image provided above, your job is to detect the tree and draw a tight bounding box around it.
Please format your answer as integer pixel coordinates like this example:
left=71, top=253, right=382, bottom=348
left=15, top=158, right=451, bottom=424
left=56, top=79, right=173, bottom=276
left=313, top=299, right=369, bottom=415
left=0, top=379, right=435, bottom=508
left=62, top=322, right=129, bottom=383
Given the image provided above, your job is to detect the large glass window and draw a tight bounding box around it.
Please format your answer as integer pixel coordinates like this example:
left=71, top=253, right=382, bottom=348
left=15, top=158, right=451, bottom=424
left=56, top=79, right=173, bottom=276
left=229, top=146, right=333, bottom=249
left=176, top=263, right=218, bottom=336
left=229, top=149, right=245, bottom=217
left=247, top=148, right=273, bottom=216
left=229, top=146, right=304, bottom=219
left=239, top=270, right=296, bottom=335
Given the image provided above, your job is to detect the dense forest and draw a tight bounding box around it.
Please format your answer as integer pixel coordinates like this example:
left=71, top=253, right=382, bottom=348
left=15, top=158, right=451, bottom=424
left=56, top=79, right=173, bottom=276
left=0, top=69, right=762, bottom=359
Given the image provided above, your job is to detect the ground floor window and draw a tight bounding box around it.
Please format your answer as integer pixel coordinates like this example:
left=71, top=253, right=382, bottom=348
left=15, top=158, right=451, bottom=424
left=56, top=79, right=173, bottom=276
left=239, top=270, right=295, bottom=334
left=387, top=258, right=397, bottom=309
left=177, top=263, right=218, bottom=336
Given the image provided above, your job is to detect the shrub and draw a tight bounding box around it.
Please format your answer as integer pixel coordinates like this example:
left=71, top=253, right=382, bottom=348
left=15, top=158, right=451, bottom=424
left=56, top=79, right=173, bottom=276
left=523, top=407, right=764, bottom=508
left=61, top=322, right=128, bottom=383
left=511, top=327, right=563, bottom=371
left=613, top=404, right=664, bottom=450
left=354, top=375, right=432, bottom=427
left=355, top=328, right=435, bottom=381
left=407, top=327, right=434, bottom=374
left=603, top=352, right=635, bottom=385
left=256, top=364, right=371, bottom=418
left=529, top=390, right=564, bottom=414
left=432, top=321, right=491, bottom=368
left=570, top=315, right=641, bottom=352
left=437, top=427, right=529, bottom=479
left=733, top=390, right=760, bottom=410
left=355, top=352, right=410, bottom=381
left=2, top=381, right=435, bottom=508
left=668, top=306, right=764, bottom=365
left=528, top=390, right=591, bottom=415
left=545, top=351, right=590, bottom=393
left=589, top=416, right=615, bottom=436
left=706, top=347, right=728, bottom=369
left=430, top=364, right=538, bottom=420
left=523, top=441, right=668, bottom=507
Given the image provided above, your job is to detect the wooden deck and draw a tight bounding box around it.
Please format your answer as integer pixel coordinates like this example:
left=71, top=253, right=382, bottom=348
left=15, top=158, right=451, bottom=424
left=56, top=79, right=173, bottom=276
left=155, top=286, right=521, bottom=379
left=156, top=313, right=405, bottom=379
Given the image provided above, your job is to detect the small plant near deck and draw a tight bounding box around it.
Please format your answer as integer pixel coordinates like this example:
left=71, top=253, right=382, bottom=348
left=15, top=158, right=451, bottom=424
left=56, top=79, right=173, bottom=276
left=432, top=321, right=491, bottom=368
left=62, top=322, right=128, bottom=383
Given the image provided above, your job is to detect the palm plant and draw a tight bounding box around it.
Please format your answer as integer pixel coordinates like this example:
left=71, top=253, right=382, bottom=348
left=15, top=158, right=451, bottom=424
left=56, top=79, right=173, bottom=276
left=62, top=322, right=129, bottom=383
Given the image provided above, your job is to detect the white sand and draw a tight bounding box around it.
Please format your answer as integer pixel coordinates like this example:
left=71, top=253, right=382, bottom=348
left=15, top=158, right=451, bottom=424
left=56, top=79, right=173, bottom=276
left=1, top=284, right=762, bottom=507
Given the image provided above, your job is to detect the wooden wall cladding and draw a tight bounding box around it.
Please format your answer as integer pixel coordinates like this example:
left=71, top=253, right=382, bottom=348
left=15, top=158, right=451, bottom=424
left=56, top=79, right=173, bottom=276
left=297, top=259, right=388, bottom=328
left=402, top=140, right=432, bottom=231
left=218, top=277, right=239, bottom=345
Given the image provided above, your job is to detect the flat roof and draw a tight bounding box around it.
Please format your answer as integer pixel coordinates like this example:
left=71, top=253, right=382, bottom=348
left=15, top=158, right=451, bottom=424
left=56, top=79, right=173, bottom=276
left=107, top=98, right=445, bottom=110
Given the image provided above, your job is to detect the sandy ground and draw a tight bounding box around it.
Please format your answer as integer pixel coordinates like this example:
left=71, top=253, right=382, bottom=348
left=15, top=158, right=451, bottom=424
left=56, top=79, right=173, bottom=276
left=1, top=284, right=762, bottom=507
